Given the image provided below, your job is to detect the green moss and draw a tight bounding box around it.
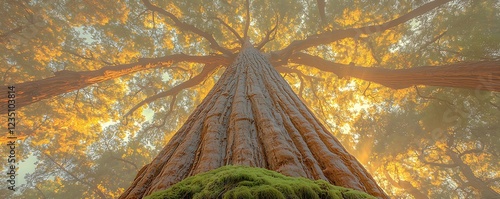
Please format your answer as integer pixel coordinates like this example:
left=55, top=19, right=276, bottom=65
left=145, top=165, right=376, bottom=199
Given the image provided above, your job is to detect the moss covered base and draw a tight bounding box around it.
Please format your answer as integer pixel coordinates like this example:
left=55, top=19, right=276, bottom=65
left=145, top=165, right=376, bottom=199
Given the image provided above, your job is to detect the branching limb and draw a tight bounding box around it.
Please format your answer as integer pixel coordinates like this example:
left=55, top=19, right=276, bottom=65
left=273, top=0, right=453, bottom=61
left=0, top=53, right=228, bottom=112
left=275, top=66, right=314, bottom=97
left=419, top=152, right=457, bottom=168
left=63, top=49, right=112, bottom=66
left=383, top=168, right=429, bottom=199
left=141, top=0, right=232, bottom=56
left=458, top=143, right=486, bottom=158
left=141, top=95, right=177, bottom=133
left=418, top=30, right=447, bottom=52
left=359, top=37, right=382, bottom=64
left=414, top=86, right=454, bottom=106
left=444, top=143, right=500, bottom=198
left=1, top=65, right=16, bottom=84
left=458, top=148, right=486, bottom=158
left=256, top=15, right=279, bottom=50
left=79, top=53, right=227, bottom=82
left=362, top=82, right=372, bottom=97
left=43, top=153, right=107, bottom=199
left=243, top=0, right=251, bottom=39
left=287, top=52, right=352, bottom=77
left=124, top=64, right=218, bottom=117
left=111, top=156, right=139, bottom=170
left=317, top=0, right=326, bottom=24
left=209, top=16, right=244, bottom=44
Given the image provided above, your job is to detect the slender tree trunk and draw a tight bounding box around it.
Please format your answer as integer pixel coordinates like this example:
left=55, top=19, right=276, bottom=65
left=120, top=44, right=388, bottom=198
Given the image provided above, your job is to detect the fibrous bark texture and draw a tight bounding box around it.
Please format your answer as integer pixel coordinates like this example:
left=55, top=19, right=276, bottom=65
left=120, top=45, right=388, bottom=198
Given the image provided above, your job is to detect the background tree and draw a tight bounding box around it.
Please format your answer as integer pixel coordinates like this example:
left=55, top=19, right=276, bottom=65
left=1, top=0, right=498, bottom=198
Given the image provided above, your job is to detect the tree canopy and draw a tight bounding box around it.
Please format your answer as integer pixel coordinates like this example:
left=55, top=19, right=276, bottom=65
left=1, top=0, right=499, bottom=198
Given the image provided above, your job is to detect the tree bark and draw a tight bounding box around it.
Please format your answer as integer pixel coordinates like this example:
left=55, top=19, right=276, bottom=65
left=290, top=53, right=500, bottom=92
left=119, top=44, right=388, bottom=198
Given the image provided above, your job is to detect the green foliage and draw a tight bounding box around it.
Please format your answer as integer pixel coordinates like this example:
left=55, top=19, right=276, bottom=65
left=145, top=165, right=376, bottom=199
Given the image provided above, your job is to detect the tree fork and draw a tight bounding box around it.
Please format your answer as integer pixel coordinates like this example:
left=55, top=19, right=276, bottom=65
left=120, top=44, right=388, bottom=198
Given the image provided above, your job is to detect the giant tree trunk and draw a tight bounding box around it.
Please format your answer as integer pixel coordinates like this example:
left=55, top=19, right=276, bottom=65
left=120, top=44, right=388, bottom=198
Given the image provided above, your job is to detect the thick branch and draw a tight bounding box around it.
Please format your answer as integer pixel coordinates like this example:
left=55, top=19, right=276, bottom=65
left=273, top=0, right=452, bottom=61
left=141, top=0, right=232, bottom=56
left=124, top=64, right=218, bottom=117
left=0, top=54, right=229, bottom=112
left=423, top=136, right=500, bottom=198
left=256, top=16, right=279, bottom=50
left=446, top=149, right=500, bottom=198
left=290, top=53, right=500, bottom=92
